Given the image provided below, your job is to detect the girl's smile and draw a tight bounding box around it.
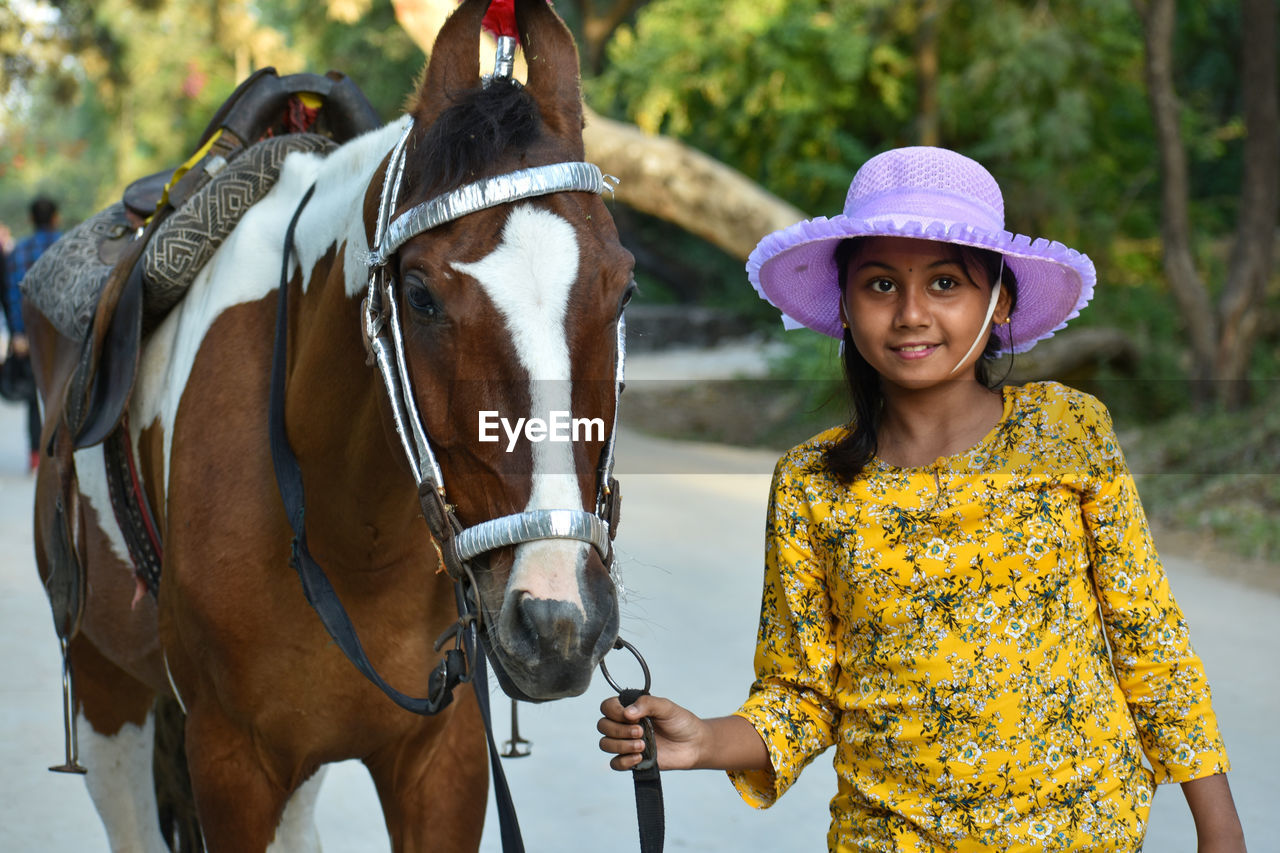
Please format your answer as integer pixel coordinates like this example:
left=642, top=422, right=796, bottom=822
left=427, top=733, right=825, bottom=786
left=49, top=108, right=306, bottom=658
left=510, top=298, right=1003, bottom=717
left=890, top=343, right=940, bottom=359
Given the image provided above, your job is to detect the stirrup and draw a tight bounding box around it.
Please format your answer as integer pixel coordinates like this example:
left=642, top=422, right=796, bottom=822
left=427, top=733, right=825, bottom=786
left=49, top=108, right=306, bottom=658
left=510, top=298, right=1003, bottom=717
left=48, top=637, right=87, bottom=775
left=501, top=699, right=532, bottom=758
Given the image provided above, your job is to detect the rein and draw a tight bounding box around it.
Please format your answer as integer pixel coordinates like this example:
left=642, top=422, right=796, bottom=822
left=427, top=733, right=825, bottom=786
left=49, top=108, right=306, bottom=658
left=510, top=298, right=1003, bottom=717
left=601, top=639, right=665, bottom=853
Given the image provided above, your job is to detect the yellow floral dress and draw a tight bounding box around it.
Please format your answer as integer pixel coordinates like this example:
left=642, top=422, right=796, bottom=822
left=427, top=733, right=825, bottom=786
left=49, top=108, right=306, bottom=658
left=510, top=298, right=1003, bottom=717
left=729, top=382, right=1228, bottom=852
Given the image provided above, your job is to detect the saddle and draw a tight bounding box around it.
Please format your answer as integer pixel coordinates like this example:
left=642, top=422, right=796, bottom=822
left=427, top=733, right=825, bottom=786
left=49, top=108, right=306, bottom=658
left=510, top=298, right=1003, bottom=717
left=61, top=68, right=381, bottom=449
left=36, top=68, right=383, bottom=641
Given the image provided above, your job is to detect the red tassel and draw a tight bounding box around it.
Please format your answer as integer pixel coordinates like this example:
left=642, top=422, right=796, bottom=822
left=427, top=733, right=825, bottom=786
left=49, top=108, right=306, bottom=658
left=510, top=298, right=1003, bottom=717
left=481, top=0, right=518, bottom=38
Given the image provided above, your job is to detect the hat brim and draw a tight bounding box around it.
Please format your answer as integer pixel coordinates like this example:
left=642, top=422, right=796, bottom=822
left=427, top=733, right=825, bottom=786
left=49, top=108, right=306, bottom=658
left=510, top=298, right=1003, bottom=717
left=747, top=214, right=1096, bottom=354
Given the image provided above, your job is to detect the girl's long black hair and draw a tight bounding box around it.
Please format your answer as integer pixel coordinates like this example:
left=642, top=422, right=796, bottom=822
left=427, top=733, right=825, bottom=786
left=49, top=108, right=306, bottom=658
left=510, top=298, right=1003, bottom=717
left=824, top=238, right=1019, bottom=484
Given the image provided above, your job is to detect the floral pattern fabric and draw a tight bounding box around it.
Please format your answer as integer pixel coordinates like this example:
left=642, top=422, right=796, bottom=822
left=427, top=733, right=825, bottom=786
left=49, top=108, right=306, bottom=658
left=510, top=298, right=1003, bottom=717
left=729, top=382, right=1228, bottom=852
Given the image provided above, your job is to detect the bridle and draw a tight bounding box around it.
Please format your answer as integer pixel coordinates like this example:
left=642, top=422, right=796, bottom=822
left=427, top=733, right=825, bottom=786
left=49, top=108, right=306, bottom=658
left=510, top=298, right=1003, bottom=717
left=361, top=120, right=626, bottom=587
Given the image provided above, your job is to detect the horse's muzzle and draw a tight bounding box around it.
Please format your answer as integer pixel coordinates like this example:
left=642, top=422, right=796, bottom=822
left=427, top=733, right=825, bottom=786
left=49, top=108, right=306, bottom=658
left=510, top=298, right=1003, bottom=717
left=490, top=549, right=618, bottom=701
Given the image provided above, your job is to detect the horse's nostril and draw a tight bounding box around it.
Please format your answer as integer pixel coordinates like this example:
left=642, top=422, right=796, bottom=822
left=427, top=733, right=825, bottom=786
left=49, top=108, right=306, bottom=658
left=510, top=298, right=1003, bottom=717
left=515, top=596, right=584, bottom=657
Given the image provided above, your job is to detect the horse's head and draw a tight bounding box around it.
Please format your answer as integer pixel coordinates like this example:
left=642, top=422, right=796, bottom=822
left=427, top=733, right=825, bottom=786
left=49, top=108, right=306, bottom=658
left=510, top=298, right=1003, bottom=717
left=367, top=0, right=633, bottom=701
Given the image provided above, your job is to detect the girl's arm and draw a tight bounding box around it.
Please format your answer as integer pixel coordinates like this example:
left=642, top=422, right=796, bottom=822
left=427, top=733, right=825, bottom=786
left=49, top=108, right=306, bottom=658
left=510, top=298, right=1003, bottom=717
left=1181, top=773, right=1247, bottom=852
left=597, top=695, right=770, bottom=772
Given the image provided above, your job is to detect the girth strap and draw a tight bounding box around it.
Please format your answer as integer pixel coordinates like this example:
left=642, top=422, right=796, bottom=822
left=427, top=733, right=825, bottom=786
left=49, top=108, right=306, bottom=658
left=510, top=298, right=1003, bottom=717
left=103, top=416, right=164, bottom=596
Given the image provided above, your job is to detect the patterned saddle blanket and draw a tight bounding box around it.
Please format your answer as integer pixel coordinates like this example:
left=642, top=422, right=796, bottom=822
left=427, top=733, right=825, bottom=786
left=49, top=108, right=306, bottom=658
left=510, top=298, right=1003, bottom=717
left=23, top=132, right=335, bottom=342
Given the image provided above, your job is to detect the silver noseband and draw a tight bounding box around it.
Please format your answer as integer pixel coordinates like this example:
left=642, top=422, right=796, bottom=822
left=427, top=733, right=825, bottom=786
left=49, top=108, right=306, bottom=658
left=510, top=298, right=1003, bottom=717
left=363, top=121, right=624, bottom=568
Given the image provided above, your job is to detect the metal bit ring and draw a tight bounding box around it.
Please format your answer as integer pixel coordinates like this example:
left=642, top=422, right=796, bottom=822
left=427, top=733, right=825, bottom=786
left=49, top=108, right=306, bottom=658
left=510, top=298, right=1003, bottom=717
left=599, top=636, right=652, bottom=696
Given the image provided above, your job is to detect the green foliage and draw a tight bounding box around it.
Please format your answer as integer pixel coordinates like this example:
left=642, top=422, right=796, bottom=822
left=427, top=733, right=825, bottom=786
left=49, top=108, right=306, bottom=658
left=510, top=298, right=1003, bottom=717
left=593, top=0, right=1273, bottom=406
left=256, top=0, right=424, bottom=118
left=592, top=0, right=909, bottom=212
left=593, top=0, right=1159, bottom=242
left=0, top=0, right=423, bottom=231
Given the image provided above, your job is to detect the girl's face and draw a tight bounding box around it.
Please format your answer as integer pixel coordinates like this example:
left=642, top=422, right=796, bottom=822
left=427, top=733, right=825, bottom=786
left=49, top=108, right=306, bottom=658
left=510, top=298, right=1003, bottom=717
left=842, top=236, right=1010, bottom=393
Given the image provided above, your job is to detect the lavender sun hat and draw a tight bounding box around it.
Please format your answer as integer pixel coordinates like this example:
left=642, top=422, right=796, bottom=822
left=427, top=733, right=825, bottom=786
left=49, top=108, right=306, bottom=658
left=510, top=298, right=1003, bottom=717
left=746, top=146, right=1096, bottom=354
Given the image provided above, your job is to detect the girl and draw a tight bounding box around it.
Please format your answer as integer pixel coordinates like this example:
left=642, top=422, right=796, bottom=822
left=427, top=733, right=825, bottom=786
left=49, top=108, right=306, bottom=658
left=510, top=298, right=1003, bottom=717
left=597, top=147, right=1246, bottom=851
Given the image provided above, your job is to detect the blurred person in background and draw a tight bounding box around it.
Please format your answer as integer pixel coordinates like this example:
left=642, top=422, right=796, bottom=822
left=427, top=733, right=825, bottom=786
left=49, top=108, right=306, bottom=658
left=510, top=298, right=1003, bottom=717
left=4, top=196, right=61, bottom=472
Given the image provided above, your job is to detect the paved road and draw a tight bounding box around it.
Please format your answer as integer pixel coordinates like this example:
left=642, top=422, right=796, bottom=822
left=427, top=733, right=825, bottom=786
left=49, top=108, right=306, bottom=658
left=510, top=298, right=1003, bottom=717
left=1, top=397, right=1275, bottom=851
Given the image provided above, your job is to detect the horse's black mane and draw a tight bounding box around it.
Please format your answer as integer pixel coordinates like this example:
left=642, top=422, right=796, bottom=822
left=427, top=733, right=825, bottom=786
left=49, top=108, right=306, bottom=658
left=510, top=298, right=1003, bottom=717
left=406, top=81, right=543, bottom=199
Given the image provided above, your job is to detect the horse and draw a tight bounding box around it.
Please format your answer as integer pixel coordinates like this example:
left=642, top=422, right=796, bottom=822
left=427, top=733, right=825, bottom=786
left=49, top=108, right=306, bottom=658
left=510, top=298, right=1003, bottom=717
left=23, top=0, right=634, bottom=849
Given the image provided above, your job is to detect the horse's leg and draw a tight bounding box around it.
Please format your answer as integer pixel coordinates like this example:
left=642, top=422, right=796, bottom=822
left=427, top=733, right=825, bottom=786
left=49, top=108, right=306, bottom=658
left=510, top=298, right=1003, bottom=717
left=182, top=705, right=309, bottom=852
left=69, top=633, right=170, bottom=853
left=365, top=687, right=490, bottom=853
left=265, top=767, right=326, bottom=853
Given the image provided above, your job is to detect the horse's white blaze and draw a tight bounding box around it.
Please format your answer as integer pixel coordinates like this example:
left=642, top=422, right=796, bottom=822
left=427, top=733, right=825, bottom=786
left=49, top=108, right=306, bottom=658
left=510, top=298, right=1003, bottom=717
left=73, top=444, right=132, bottom=568
left=453, top=205, right=588, bottom=608
left=266, top=767, right=326, bottom=853
left=79, top=712, right=170, bottom=853
left=131, top=120, right=410, bottom=501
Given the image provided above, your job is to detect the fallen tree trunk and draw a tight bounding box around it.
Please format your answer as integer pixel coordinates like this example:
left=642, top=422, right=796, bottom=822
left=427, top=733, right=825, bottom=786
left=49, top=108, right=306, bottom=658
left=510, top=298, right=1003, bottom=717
left=580, top=106, right=806, bottom=261
left=1000, top=326, right=1139, bottom=385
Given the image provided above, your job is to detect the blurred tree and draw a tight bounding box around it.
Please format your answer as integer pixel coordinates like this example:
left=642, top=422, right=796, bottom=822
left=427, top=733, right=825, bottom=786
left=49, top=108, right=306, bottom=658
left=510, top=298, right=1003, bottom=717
left=391, top=0, right=806, bottom=263
left=0, top=0, right=422, bottom=223
left=562, top=0, right=648, bottom=75
left=594, top=0, right=1154, bottom=240
left=256, top=0, right=425, bottom=114
left=1, top=1, right=84, bottom=106
left=596, top=0, right=1277, bottom=393
left=1135, top=0, right=1277, bottom=408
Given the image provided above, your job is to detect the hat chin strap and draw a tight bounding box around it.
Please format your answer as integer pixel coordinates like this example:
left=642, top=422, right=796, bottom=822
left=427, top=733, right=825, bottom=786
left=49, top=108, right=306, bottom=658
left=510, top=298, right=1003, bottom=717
left=949, top=258, right=1004, bottom=376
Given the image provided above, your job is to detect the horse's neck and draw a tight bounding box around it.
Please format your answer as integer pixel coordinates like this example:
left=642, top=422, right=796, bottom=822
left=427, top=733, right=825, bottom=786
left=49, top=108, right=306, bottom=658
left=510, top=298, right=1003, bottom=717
left=285, top=290, right=423, bottom=565
left=290, top=118, right=409, bottom=305
left=283, top=120, right=424, bottom=561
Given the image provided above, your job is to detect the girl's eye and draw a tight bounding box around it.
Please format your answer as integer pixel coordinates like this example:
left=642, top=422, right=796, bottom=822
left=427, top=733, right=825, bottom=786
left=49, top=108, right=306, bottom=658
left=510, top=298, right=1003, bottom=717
left=405, top=278, right=440, bottom=318
left=868, top=278, right=896, bottom=293
left=930, top=276, right=960, bottom=291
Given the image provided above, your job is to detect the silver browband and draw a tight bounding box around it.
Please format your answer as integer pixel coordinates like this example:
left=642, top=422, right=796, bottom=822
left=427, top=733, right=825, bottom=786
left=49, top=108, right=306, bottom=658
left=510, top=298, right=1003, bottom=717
left=455, top=510, right=612, bottom=563
left=363, top=122, right=626, bottom=576
left=368, top=161, right=616, bottom=269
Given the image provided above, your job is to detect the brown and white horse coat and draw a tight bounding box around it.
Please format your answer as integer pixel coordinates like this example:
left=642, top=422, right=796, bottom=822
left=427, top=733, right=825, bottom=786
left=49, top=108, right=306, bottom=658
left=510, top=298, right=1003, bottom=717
left=29, top=1, right=633, bottom=849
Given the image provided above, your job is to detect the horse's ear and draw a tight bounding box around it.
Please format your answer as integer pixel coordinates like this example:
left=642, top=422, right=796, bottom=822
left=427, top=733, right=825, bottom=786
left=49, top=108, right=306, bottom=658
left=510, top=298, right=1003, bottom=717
left=516, top=0, right=585, bottom=148
left=410, top=0, right=489, bottom=127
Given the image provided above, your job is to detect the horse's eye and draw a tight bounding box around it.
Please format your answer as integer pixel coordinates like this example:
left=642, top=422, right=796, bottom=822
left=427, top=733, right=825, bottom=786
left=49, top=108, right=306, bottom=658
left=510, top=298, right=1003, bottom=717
left=405, top=278, right=440, bottom=319
left=618, top=280, right=637, bottom=314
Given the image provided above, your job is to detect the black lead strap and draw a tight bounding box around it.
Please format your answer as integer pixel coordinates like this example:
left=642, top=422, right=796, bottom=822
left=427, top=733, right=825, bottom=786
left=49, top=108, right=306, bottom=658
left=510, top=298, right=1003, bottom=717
left=601, top=639, right=666, bottom=853
left=620, top=686, right=665, bottom=853
left=268, top=184, right=524, bottom=852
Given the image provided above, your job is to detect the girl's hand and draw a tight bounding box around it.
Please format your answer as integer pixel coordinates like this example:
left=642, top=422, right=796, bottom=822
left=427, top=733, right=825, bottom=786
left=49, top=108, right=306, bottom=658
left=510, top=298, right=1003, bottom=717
left=597, top=695, right=706, bottom=771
